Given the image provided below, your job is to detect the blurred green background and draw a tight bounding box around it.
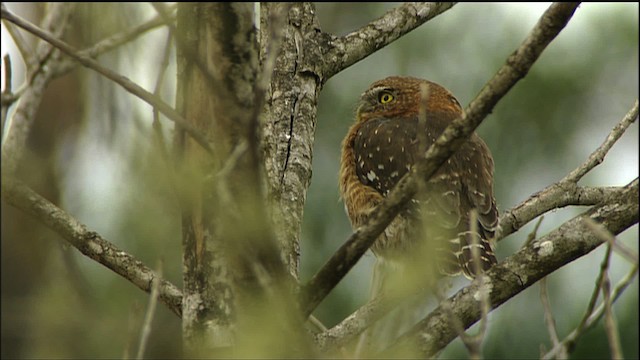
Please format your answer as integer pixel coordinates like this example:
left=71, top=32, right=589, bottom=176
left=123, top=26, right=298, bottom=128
left=1, top=3, right=638, bottom=359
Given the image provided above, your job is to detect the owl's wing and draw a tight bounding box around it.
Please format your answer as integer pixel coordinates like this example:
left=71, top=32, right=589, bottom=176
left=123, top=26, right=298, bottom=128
left=352, top=115, right=462, bottom=274
left=353, top=115, right=498, bottom=278
left=449, top=136, right=499, bottom=277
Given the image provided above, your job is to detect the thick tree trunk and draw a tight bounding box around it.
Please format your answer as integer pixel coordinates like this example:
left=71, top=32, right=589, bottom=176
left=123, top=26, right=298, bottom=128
left=175, top=3, right=310, bottom=356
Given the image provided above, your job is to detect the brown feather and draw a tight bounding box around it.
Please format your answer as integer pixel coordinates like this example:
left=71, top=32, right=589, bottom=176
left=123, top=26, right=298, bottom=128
left=339, top=76, right=498, bottom=279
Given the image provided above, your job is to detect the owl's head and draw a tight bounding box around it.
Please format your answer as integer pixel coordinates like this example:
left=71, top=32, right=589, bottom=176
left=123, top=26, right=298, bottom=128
left=356, top=76, right=463, bottom=123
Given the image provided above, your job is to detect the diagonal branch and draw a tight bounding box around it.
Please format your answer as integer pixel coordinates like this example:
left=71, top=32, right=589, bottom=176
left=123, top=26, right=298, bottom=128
left=299, top=2, right=581, bottom=318
left=380, top=180, right=638, bottom=357
left=1, top=177, right=183, bottom=317
left=0, top=3, right=73, bottom=176
left=0, top=7, right=213, bottom=154
left=542, top=262, right=639, bottom=359
left=52, top=6, right=175, bottom=78
left=323, top=2, right=456, bottom=79
left=565, top=99, right=638, bottom=183
left=497, top=100, right=638, bottom=241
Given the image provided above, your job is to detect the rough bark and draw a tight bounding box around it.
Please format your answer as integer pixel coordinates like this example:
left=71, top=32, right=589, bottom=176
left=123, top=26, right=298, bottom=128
left=261, top=3, right=324, bottom=278
left=176, top=3, right=308, bottom=356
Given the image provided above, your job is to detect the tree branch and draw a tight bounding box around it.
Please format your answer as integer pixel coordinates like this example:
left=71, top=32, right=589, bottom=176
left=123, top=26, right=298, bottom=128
left=565, top=99, right=639, bottom=183
left=381, top=179, right=638, bottom=357
left=323, top=2, right=456, bottom=79
left=1, top=177, right=183, bottom=317
left=52, top=5, right=175, bottom=78
left=0, top=3, right=73, bottom=176
left=542, top=262, right=639, bottom=359
left=314, top=295, right=392, bottom=353
left=497, top=99, right=638, bottom=241
left=0, top=7, right=213, bottom=155
left=300, top=2, right=581, bottom=318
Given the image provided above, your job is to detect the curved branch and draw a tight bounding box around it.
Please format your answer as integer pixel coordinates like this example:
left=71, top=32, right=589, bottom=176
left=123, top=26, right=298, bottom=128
left=497, top=184, right=627, bottom=241
left=1, top=177, right=183, bottom=317
left=300, top=2, right=581, bottom=318
left=565, top=100, right=638, bottom=183
left=323, top=2, right=456, bottom=79
left=381, top=180, right=638, bottom=357
left=497, top=100, right=638, bottom=240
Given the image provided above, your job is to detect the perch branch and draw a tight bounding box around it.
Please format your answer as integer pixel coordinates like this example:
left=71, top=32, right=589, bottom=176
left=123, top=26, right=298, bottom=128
left=381, top=179, right=638, bottom=357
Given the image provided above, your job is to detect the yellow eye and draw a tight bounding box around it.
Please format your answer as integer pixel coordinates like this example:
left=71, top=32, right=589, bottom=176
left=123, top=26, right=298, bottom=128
left=378, top=92, right=394, bottom=104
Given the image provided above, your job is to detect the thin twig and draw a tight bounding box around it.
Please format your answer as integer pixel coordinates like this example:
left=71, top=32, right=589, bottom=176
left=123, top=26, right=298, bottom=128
left=601, top=270, right=624, bottom=359
left=1, top=54, right=12, bottom=137
left=0, top=3, right=37, bottom=70
left=542, top=242, right=613, bottom=360
left=53, top=6, right=174, bottom=78
left=0, top=3, right=73, bottom=176
left=34, top=2, right=74, bottom=63
left=565, top=99, right=639, bottom=183
left=150, top=31, right=176, bottom=183
left=539, top=277, right=566, bottom=359
left=136, top=260, right=163, bottom=360
left=584, top=217, right=639, bottom=264
left=523, top=216, right=545, bottom=248
left=497, top=100, right=638, bottom=241
left=0, top=7, right=214, bottom=154
left=584, top=218, right=626, bottom=359
left=122, top=301, right=143, bottom=359
left=531, top=213, right=566, bottom=359
left=300, top=1, right=581, bottom=319
left=542, top=263, right=638, bottom=359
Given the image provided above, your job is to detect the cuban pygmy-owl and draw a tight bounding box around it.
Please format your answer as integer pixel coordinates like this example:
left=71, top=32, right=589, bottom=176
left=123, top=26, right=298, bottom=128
left=339, top=76, right=498, bottom=286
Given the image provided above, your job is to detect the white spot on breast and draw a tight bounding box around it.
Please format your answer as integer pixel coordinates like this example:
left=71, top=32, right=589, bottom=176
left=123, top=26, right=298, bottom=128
left=388, top=137, right=392, bottom=144
left=401, top=146, right=405, bottom=153
left=390, top=171, right=399, bottom=178
left=376, top=146, right=380, bottom=152
left=367, top=171, right=377, bottom=182
left=389, top=156, right=394, bottom=162
left=377, top=164, right=385, bottom=170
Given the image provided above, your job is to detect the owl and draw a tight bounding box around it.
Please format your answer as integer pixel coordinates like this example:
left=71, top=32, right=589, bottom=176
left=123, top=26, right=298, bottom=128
left=339, top=76, right=498, bottom=285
